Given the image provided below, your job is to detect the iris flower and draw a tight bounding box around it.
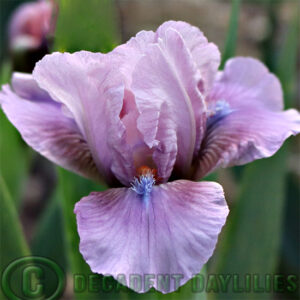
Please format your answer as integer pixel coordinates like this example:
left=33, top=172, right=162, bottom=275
left=1, top=21, right=299, bottom=293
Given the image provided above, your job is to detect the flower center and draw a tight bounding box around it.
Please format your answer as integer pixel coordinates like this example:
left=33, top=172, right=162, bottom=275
left=131, top=166, right=156, bottom=206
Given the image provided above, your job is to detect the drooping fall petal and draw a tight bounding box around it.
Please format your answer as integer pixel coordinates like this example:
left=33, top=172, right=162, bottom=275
left=74, top=180, right=228, bottom=293
left=0, top=73, right=101, bottom=181
left=32, top=51, right=136, bottom=185
left=194, top=57, right=300, bottom=179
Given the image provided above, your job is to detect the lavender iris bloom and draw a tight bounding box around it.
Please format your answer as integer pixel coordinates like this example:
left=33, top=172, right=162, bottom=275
left=1, top=21, right=300, bottom=293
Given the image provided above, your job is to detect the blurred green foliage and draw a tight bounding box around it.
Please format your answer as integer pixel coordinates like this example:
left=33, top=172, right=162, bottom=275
left=220, top=0, right=241, bottom=69
left=53, top=0, right=120, bottom=53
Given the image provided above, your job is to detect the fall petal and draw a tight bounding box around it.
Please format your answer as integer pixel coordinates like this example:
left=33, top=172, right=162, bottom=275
left=207, top=57, right=283, bottom=111
left=33, top=51, right=136, bottom=185
left=195, top=57, right=300, bottom=179
left=195, top=107, right=300, bottom=179
left=74, top=180, right=228, bottom=293
left=0, top=74, right=100, bottom=181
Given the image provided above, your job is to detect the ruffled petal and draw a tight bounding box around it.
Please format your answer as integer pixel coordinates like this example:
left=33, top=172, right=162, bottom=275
left=157, top=20, right=221, bottom=95
left=113, top=30, right=156, bottom=86
left=33, top=51, right=136, bottom=185
left=196, top=108, right=300, bottom=179
left=207, top=57, right=283, bottom=111
left=74, top=180, right=228, bottom=293
left=0, top=73, right=100, bottom=181
left=115, top=21, right=214, bottom=176
left=131, top=28, right=200, bottom=179
left=194, top=58, right=300, bottom=179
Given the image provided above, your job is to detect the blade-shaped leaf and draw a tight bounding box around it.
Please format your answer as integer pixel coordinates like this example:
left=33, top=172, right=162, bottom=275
left=0, top=173, right=30, bottom=299
left=31, top=190, right=67, bottom=270
left=220, top=0, right=242, bottom=69
left=0, top=111, right=30, bottom=206
left=276, top=12, right=299, bottom=108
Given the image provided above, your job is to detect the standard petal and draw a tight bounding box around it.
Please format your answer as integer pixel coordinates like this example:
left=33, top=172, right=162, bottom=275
left=113, top=22, right=215, bottom=177
left=115, top=20, right=221, bottom=96
left=157, top=20, right=221, bottom=94
left=194, top=57, right=300, bottom=179
left=131, top=28, right=201, bottom=179
left=33, top=51, right=136, bottom=185
left=74, top=180, right=228, bottom=293
left=0, top=74, right=101, bottom=181
left=113, top=30, right=156, bottom=86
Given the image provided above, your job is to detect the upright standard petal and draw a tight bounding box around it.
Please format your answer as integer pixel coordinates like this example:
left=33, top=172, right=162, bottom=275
left=0, top=73, right=101, bottom=181
left=131, top=28, right=201, bottom=179
left=157, top=21, right=221, bottom=95
left=33, top=51, right=136, bottom=185
left=194, top=57, right=300, bottom=179
left=74, top=180, right=228, bottom=293
left=115, top=21, right=212, bottom=170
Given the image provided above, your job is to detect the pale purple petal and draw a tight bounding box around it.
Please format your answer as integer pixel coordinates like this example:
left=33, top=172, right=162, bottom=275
left=0, top=74, right=101, bottom=181
left=131, top=28, right=201, bottom=179
left=195, top=108, right=300, bottom=179
left=115, top=21, right=212, bottom=165
left=207, top=57, right=283, bottom=111
left=75, top=180, right=228, bottom=293
left=33, top=51, right=136, bottom=185
left=194, top=58, right=300, bottom=179
left=113, top=30, right=156, bottom=87
left=12, top=72, right=52, bottom=101
left=157, top=20, right=221, bottom=95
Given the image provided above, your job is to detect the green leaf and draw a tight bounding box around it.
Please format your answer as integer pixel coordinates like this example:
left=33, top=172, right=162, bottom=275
left=212, top=148, right=287, bottom=299
left=53, top=0, right=120, bottom=53
left=220, top=0, right=242, bottom=69
left=276, top=12, right=299, bottom=108
left=31, top=190, right=67, bottom=270
left=0, top=62, right=30, bottom=206
left=0, top=111, right=30, bottom=206
left=0, top=61, right=12, bottom=85
left=0, top=173, right=30, bottom=299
